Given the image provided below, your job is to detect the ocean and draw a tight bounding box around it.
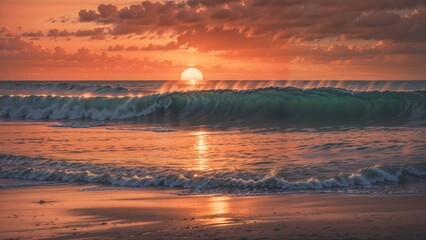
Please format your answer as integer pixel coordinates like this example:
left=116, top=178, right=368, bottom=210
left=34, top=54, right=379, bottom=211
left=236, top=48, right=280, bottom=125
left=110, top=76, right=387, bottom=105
left=0, top=80, right=425, bottom=194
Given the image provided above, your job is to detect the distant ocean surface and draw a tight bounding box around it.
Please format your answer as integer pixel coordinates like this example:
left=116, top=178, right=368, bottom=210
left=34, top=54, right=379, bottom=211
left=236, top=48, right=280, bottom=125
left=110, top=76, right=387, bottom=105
left=0, top=80, right=425, bottom=195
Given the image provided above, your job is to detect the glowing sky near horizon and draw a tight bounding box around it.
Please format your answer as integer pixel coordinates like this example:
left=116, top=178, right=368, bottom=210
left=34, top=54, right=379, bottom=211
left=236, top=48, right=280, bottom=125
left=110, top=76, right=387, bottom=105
left=0, top=0, right=425, bottom=80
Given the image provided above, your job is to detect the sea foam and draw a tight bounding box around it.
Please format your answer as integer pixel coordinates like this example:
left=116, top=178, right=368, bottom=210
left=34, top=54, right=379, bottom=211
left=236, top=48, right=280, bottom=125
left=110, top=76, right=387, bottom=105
left=1, top=155, right=425, bottom=194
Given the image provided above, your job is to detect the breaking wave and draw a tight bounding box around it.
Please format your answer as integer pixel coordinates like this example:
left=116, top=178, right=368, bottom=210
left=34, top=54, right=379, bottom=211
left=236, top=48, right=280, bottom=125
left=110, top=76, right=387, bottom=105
left=1, top=87, right=425, bottom=127
left=0, top=155, right=425, bottom=193
left=0, top=82, right=130, bottom=96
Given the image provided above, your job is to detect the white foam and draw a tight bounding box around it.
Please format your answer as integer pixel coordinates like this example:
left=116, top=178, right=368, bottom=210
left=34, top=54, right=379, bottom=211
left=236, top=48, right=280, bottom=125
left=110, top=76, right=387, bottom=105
left=1, top=155, right=425, bottom=193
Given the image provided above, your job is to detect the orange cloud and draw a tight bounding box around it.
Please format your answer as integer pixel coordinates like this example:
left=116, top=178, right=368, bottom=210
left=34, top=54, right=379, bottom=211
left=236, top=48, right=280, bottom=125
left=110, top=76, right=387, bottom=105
left=0, top=37, right=182, bottom=80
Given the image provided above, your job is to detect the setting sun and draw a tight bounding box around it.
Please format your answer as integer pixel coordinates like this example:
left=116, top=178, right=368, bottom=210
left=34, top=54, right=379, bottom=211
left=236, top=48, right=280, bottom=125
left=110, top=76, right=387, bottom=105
left=180, top=68, right=204, bottom=83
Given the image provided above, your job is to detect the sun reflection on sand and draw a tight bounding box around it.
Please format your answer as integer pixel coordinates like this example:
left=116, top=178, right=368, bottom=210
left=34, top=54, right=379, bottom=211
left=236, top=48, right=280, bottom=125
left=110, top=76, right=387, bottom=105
left=207, top=196, right=230, bottom=225
left=193, top=131, right=209, bottom=171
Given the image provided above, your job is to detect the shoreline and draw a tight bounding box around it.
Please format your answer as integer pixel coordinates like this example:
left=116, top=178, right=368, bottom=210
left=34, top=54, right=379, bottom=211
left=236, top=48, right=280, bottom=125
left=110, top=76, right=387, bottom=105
left=1, top=185, right=426, bottom=239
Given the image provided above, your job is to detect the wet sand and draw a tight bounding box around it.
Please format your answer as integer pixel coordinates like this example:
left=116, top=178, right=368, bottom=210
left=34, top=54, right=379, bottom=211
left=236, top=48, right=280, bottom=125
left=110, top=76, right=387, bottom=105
left=1, top=185, right=426, bottom=240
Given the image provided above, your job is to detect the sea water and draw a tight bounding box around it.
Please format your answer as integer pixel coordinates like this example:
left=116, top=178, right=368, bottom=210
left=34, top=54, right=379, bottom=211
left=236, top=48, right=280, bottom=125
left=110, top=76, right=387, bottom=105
left=0, top=80, right=425, bottom=194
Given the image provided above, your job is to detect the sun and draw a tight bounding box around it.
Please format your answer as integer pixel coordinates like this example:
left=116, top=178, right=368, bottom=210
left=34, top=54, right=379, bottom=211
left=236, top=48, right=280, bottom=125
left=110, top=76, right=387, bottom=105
left=180, top=67, right=203, bottom=84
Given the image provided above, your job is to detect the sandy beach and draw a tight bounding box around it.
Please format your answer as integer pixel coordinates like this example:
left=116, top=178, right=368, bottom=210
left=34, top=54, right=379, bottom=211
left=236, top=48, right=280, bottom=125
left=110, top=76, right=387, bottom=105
left=0, top=185, right=425, bottom=240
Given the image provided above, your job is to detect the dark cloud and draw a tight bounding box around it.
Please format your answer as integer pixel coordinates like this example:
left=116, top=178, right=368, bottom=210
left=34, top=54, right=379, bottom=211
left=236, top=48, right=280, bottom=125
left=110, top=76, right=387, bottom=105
left=108, top=44, right=125, bottom=51
left=0, top=37, right=39, bottom=51
left=74, top=28, right=105, bottom=37
left=140, top=42, right=179, bottom=51
left=125, top=45, right=139, bottom=51
left=187, top=0, right=241, bottom=7
left=78, top=10, right=99, bottom=22
left=21, top=31, right=44, bottom=37
left=46, top=28, right=107, bottom=38
left=47, top=29, right=72, bottom=37
left=98, top=4, right=118, bottom=18
left=353, top=11, right=401, bottom=28
left=47, top=16, right=71, bottom=23
left=210, top=9, right=232, bottom=20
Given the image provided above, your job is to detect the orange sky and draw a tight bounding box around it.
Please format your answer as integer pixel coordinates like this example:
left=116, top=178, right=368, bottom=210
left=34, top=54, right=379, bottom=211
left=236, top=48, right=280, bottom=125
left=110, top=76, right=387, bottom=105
left=0, top=0, right=425, bottom=80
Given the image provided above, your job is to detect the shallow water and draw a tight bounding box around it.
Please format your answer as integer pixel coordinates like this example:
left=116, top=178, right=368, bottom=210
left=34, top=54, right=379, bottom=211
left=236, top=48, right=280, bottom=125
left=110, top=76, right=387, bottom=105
left=0, top=80, right=425, bottom=194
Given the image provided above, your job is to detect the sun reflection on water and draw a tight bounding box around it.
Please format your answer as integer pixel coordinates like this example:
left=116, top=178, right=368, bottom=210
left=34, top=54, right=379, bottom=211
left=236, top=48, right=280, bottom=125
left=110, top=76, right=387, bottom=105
left=193, top=131, right=209, bottom=171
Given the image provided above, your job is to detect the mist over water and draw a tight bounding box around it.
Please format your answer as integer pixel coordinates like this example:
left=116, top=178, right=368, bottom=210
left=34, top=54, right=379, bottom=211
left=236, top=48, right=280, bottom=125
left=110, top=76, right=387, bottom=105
left=0, top=80, right=425, bottom=194
left=1, top=80, right=425, bottom=97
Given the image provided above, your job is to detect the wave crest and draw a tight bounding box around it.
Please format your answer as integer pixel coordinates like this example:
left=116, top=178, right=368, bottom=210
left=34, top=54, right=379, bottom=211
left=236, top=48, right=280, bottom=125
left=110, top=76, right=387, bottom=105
left=0, top=82, right=130, bottom=96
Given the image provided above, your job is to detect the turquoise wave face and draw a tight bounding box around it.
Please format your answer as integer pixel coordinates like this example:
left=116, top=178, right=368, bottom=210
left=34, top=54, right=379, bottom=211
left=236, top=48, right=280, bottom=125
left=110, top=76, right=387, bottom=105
left=1, top=87, right=425, bottom=127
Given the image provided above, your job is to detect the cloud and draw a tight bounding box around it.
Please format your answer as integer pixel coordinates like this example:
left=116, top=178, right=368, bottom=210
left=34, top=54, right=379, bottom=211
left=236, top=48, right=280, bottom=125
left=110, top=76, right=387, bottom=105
left=74, top=0, right=425, bottom=44
left=0, top=27, right=17, bottom=37
left=21, top=31, right=44, bottom=37
left=74, top=27, right=105, bottom=37
left=46, top=28, right=107, bottom=39
left=107, top=44, right=125, bottom=51
left=98, top=4, right=118, bottom=18
left=353, top=11, right=401, bottom=28
left=47, top=29, right=72, bottom=37
left=126, top=45, right=139, bottom=51
left=47, top=16, right=71, bottom=23
left=0, top=37, right=182, bottom=80
left=79, top=10, right=99, bottom=22
left=0, top=36, right=41, bottom=51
